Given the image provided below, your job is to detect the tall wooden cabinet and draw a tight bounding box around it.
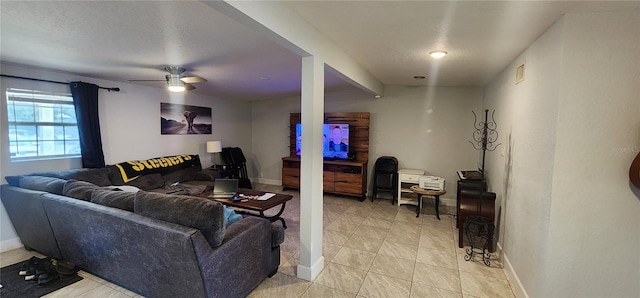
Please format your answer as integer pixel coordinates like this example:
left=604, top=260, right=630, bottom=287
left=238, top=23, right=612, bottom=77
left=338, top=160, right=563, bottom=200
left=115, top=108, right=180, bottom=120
left=282, top=112, right=370, bottom=201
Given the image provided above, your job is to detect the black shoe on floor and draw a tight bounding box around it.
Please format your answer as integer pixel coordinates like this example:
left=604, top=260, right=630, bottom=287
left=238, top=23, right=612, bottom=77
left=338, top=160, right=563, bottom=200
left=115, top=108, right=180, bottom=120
left=18, top=256, right=39, bottom=276
left=56, top=260, right=77, bottom=279
left=24, top=257, right=52, bottom=281
left=37, top=268, right=59, bottom=286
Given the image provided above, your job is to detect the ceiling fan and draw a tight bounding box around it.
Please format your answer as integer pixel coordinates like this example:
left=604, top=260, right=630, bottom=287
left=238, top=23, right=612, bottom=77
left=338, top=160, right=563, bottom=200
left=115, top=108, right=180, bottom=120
left=129, top=66, right=207, bottom=92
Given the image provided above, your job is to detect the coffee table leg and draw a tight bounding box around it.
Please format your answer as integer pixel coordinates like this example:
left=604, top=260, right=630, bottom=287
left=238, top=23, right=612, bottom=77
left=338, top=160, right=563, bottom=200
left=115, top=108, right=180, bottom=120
left=435, top=195, right=440, bottom=220
left=416, top=194, right=422, bottom=217
left=259, top=202, right=288, bottom=229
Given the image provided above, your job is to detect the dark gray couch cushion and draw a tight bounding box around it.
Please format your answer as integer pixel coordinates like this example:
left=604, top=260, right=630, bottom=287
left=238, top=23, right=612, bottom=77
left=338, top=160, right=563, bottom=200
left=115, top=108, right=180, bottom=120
left=124, top=173, right=164, bottom=190
left=134, top=191, right=225, bottom=247
left=18, top=176, right=66, bottom=195
left=5, top=175, right=22, bottom=186
left=28, top=168, right=112, bottom=186
left=161, top=167, right=200, bottom=186
left=91, top=188, right=136, bottom=212
left=76, top=168, right=112, bottom=186
left=193, top=170, right=214, bottom=182
left=62, top=180, right=100, bottom=201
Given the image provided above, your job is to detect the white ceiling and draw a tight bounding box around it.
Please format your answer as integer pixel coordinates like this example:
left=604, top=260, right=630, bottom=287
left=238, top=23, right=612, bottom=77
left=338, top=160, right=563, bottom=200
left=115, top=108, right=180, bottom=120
left=1, top=1, right=638, bottom=100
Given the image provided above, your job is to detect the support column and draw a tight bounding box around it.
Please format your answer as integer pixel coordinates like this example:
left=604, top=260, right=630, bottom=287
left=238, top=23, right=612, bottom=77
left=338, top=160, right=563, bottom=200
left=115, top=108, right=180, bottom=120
left=297, top=55, right=324, bottom=281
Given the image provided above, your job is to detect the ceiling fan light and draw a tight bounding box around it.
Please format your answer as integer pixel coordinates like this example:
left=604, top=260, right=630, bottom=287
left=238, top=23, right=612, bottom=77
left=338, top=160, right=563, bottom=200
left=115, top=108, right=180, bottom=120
left=168, top=85, right=185, bottom=92
left=167, top=74, right=185, bottom=92
left=429, top=51, right=448, bottom=59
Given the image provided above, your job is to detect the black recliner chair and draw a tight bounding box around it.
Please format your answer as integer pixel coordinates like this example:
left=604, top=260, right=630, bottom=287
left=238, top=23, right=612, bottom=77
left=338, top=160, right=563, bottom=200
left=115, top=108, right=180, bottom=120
left=371, top=156, right=399, bottom=204
left=221, top=147, right=252, bottom=189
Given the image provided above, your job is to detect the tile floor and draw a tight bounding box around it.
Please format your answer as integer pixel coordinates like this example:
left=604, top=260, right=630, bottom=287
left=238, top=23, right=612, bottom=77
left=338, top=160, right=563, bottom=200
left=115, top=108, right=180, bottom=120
left=0, top=183, right=515, bottom=297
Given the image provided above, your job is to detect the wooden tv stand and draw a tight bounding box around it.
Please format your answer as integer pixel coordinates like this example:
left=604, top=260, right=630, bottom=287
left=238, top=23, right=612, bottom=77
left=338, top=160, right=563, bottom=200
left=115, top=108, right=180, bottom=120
left=282, top=156, right=368, bottom=201
left=283, top=112, right=370, bottom=201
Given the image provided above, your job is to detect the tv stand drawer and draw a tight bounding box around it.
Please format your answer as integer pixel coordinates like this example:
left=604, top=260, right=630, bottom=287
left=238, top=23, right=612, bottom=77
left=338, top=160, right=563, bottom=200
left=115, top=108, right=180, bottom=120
left=282, top=156, right=367, bottom=199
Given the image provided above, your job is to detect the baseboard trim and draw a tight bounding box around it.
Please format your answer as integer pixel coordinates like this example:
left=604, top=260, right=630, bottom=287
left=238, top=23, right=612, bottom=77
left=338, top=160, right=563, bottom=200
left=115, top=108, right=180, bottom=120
left=0, top=237, right=22, bottom=253
left=297, top=256, right=325, bottom=281
left=501, top=245, right=529, bottom=298
left=253, top=178, right=281, bottom=186
left=249, top=181, right=457, bottom=207
left=440, top=197, right=456, bottom=206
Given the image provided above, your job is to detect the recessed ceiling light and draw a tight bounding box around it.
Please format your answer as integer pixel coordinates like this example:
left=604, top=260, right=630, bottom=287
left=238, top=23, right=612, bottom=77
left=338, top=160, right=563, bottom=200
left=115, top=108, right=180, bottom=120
left=429, top=51, right=448, bottom=59
left=414, top=76, right=427, bottom=79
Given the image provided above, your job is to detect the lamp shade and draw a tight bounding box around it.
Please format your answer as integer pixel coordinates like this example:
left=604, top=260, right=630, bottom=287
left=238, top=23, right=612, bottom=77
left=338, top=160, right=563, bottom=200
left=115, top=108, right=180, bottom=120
left=206, top=141, right=222, bottom=153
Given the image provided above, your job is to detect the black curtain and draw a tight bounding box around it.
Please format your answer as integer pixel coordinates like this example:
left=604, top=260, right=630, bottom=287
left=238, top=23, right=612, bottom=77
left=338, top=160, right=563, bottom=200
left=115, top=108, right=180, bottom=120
left=70, top=81, right=105, bottom=168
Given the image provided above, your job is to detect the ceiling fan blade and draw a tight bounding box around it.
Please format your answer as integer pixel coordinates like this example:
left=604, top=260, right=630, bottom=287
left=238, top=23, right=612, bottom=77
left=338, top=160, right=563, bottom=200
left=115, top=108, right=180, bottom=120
left=180, top=76, right=207, bottom=84
left=128, top=79, right=165, bottom=82
left=185, top=83, right=196, bottom=91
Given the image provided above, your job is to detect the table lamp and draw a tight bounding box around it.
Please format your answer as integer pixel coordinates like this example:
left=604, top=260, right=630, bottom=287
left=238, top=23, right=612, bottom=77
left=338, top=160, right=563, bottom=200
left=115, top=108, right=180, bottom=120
left=206, top=141, right=222, bottom=169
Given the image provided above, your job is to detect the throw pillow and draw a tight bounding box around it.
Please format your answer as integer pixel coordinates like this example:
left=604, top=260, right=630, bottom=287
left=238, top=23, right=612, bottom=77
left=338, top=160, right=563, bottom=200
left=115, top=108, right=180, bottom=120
left=91, top=188, right=136, bottom=212
left=18, top=176, right=66, bottom=195
left=134, top=191, right=225, bottom=247
left=62, top=180, right=100, bottom=201
left=124, top=173, right=164, bottom=190
left=4, top=175, right=22, bottom=186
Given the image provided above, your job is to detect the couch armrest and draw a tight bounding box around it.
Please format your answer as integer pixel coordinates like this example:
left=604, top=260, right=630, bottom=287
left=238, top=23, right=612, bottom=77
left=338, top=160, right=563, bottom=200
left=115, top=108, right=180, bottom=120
left=1, top=185, right=62, bottom=258
left=191, top=217, right=278, bottom=298
left=271, top=223, right=285, bottom=248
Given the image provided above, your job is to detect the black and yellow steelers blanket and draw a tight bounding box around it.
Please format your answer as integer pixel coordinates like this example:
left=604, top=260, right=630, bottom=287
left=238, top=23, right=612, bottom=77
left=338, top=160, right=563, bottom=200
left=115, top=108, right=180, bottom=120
left=108, top=154, right=201, bottom=184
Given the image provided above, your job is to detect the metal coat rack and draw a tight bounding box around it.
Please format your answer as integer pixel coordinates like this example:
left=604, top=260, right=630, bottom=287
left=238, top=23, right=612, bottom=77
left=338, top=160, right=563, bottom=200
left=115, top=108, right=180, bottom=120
left=469, top=109, right=501, bottom=179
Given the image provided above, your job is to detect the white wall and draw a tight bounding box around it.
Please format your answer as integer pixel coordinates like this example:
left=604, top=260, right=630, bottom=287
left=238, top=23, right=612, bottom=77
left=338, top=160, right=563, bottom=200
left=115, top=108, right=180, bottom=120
left=483, top=16, right=565, bottom=297
left=0, top=63, right=253, bottom=248
left=544, top=10, right=639, bottom=297
left=95, top=74, right=253, bottom=166
left=484, top=9, right=639, bottom=297
left=249, top=93, right=300, bottom=185
left=251, top=85, right=484, bottom=202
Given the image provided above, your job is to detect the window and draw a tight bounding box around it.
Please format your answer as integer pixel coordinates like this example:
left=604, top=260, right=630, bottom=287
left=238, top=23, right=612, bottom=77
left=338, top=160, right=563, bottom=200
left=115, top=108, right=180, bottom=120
left=6, top=88, right=81, bottom=160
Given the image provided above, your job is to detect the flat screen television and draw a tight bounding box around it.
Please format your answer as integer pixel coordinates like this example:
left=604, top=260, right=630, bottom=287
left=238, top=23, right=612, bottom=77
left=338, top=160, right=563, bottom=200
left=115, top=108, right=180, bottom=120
left=295, top=123, right=350, bottom=160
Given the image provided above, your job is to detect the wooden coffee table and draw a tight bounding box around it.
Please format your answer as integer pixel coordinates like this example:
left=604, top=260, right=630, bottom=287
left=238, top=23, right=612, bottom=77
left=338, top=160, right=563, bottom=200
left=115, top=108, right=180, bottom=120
left=197, top=188, right=293, bottom=228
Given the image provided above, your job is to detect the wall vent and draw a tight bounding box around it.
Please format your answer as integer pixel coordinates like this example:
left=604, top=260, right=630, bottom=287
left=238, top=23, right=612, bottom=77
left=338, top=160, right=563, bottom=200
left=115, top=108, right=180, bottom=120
left=515, top=62, right=525, bottom=84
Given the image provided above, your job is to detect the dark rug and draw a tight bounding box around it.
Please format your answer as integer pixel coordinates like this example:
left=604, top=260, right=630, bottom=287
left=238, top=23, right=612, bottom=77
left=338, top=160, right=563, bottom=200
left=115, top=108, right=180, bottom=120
left=0, top=261, right=83, bottom=298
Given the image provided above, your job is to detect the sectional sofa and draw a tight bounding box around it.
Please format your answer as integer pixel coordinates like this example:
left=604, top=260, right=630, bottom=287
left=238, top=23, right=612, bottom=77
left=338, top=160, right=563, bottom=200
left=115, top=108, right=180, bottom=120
left=1, top=155, right=283, bottom=297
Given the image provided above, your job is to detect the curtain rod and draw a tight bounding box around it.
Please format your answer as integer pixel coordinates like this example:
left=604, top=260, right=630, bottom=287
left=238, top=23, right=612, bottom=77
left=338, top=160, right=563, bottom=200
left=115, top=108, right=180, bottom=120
left=0, top=74, right=120, bottom=92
